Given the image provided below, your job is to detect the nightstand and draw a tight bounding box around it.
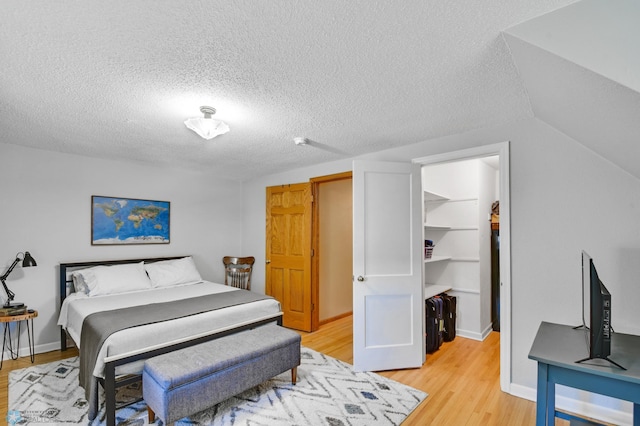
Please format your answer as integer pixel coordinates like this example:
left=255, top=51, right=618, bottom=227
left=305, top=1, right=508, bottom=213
left=1, top=310, right=37, bottom=369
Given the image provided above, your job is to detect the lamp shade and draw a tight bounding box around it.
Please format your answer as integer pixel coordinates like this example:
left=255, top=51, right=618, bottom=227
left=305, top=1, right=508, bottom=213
left=184, top=117, right=230, bottom=140
left=184, top=106, right=230, bottom=140
left=22, top=251, right=37, bottom=267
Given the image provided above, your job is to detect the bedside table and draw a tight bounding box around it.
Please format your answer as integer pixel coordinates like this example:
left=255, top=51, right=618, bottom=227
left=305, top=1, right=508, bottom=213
left=1, top=310, right=37, bottom=369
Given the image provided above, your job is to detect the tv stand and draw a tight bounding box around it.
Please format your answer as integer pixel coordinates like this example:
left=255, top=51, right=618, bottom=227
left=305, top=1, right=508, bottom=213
left=576, top=355, right=627, bottom=370
left=529, top=322, right=640, bottom=426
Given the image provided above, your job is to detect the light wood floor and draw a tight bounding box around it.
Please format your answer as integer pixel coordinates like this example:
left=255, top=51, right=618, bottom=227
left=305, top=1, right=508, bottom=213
left=299, top=315, right=539, bottom=425
left=1, top=316, right=568, bottom=425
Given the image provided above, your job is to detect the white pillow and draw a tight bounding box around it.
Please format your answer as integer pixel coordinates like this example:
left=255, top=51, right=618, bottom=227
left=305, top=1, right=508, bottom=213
left=144, top=257, right=202, bottom=287
left=81, top=262, right=152, bottom=297
left=71, top=270, right=92, bottom=295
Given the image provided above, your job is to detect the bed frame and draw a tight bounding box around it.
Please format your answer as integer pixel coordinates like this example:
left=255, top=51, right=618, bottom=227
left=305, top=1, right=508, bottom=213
left=58, top=256, right=283, bottom=426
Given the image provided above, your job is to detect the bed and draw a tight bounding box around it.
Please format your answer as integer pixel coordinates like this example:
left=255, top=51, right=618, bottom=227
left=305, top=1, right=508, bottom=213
left=57, top=256, right=282, bottom=426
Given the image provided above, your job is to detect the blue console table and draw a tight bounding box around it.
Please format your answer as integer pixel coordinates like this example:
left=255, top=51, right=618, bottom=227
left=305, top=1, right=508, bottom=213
left=529, top=322, right=640, bottom=426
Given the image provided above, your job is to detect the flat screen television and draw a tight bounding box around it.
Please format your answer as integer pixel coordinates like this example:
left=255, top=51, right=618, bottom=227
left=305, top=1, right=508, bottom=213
left=576, top=251, right=625, bottom=369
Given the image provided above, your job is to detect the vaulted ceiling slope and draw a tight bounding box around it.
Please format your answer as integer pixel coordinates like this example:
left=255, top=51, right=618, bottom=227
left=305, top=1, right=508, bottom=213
left=504, top=0, right=640, bottom=180
left=5, top=0, right=634, bottom=181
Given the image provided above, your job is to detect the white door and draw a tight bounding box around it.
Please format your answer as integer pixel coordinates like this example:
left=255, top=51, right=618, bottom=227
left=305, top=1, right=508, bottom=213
left=352, top=160, right=424, bottom=371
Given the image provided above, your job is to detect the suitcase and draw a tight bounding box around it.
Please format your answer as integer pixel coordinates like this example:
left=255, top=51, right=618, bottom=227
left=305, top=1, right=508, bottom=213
left=426, top=296, right=444, bottom=353
left=440, top=293, right=457, bottom=342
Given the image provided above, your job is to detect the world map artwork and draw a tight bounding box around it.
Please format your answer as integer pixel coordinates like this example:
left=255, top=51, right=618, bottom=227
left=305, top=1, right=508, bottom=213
left=92, top=196, right=170, bottom=245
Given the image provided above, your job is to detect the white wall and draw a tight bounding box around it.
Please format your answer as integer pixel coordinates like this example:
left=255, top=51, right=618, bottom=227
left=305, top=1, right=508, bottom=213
left=505, top=0, right=640, bottom=93
left=0, top=142, right=244, bottom=355
left=242, top=117, right=640, bottom=422
left=318, top=179, right=353, bottom=321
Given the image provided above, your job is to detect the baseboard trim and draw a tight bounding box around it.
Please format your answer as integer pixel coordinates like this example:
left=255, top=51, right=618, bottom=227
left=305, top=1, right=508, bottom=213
left=319, top=311, right=352, bottom=326
left=480, top=323, right=493, bottom=340
left=454, top=323, right=494, bottom=342
left=2, top=341, right=61, bottom=363
left=456, top=329, right=483, bottom=341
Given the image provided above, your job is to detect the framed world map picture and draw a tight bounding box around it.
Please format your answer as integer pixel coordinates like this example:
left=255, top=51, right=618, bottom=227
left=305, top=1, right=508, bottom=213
left=91, top=196, right=170, bottom=245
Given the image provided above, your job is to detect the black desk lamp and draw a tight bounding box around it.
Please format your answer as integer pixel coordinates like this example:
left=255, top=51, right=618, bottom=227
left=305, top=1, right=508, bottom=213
left=1, top=251, right=37, bottom=308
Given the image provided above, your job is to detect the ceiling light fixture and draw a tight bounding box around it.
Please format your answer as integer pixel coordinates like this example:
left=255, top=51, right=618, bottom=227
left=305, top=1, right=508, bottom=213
left=184, top=106, right=230, bottom=140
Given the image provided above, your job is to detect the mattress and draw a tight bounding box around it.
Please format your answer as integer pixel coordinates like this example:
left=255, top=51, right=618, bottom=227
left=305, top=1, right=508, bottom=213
left=57, top=280, right=282, bottom=378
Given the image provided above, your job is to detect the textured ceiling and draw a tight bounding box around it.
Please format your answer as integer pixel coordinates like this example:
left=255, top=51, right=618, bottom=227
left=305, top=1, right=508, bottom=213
left=1, top=0, right=575, bottom=180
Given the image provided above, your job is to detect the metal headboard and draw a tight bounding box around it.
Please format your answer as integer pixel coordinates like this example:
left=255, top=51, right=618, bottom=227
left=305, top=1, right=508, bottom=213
left=58, top=255, right=187, bottom=351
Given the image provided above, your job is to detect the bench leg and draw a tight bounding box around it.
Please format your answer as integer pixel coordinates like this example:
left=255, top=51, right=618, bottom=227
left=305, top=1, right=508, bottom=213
left=148, top=406, right=156, bottom=423
left=292, top=366, right=297, bottom=385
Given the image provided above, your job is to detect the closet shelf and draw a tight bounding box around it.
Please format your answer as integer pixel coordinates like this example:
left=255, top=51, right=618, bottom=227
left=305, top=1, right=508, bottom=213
left=424, top=224, right=451, bottom=230
left=424, top=284, right=452, bottom=299
left=424, top=256, right=480, bottom=263
left=423, top=191, right=449, bottom=202
left=424, top=255, right=451, bottom=263
left=425, top=195, right=478, bottom=204
left=425, top=225, right=478, bottom=230
left=424, top=283, right=481, bottom=295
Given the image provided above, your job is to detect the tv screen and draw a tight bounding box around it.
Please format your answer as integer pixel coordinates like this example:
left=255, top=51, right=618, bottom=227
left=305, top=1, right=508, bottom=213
left=578, top=251, right=623, bottom=369
left=581, top=250, right=590, bottom=329
left=587, top=254, right=611, bottom=358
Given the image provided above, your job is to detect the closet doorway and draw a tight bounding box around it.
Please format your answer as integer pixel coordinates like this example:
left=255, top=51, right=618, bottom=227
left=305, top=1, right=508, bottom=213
left=422, top=156, right=499, bottom=341
left=415, top=142, right=511, bottom=392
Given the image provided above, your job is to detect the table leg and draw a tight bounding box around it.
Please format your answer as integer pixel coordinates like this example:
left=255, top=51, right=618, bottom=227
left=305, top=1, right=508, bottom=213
left=14, top=321, right=22, bottom=360
left=1, top=324, right=6, bottom=369
left=536, top=362, right=549, bottom=426
left=546, top=373, right=555, bottom=426
left=634, top=402, right=639, bottom=426
left=27, top=318, right=35, bottom=363
left=3, top=323, right=21, bottom=361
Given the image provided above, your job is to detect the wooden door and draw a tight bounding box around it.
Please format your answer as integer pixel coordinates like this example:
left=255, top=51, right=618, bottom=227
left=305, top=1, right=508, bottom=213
left=266, top=183, right=313, bottom=331
left=352, top=160, right=424, bottom=371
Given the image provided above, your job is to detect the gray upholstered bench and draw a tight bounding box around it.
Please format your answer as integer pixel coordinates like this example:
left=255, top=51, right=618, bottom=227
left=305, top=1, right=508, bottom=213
left=142, top=324, right=301, bottom=424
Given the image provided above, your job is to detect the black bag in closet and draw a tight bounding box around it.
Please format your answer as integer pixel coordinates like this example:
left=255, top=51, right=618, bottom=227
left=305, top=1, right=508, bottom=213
left=425, top=296, right=443, bottom=353
left=440, top=293, right=457, bottom=342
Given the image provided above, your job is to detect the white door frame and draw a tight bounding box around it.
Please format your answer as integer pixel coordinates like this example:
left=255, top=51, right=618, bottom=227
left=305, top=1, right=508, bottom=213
left=413, top=141, right=512, bottom=393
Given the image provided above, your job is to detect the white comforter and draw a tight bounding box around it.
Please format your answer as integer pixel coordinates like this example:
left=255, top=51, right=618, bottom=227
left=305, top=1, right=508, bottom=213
left=57, top=281, right=281, bottom=378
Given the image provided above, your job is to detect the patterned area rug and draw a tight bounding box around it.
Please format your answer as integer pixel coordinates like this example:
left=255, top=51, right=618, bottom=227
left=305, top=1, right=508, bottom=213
left=8, top=347, right=427, bottom=425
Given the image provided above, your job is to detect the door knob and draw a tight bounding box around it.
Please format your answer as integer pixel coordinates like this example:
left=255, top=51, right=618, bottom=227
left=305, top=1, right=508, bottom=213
left=265, top=260, right=271, bottom=264
left=357, top=276, right=365, bottom=282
